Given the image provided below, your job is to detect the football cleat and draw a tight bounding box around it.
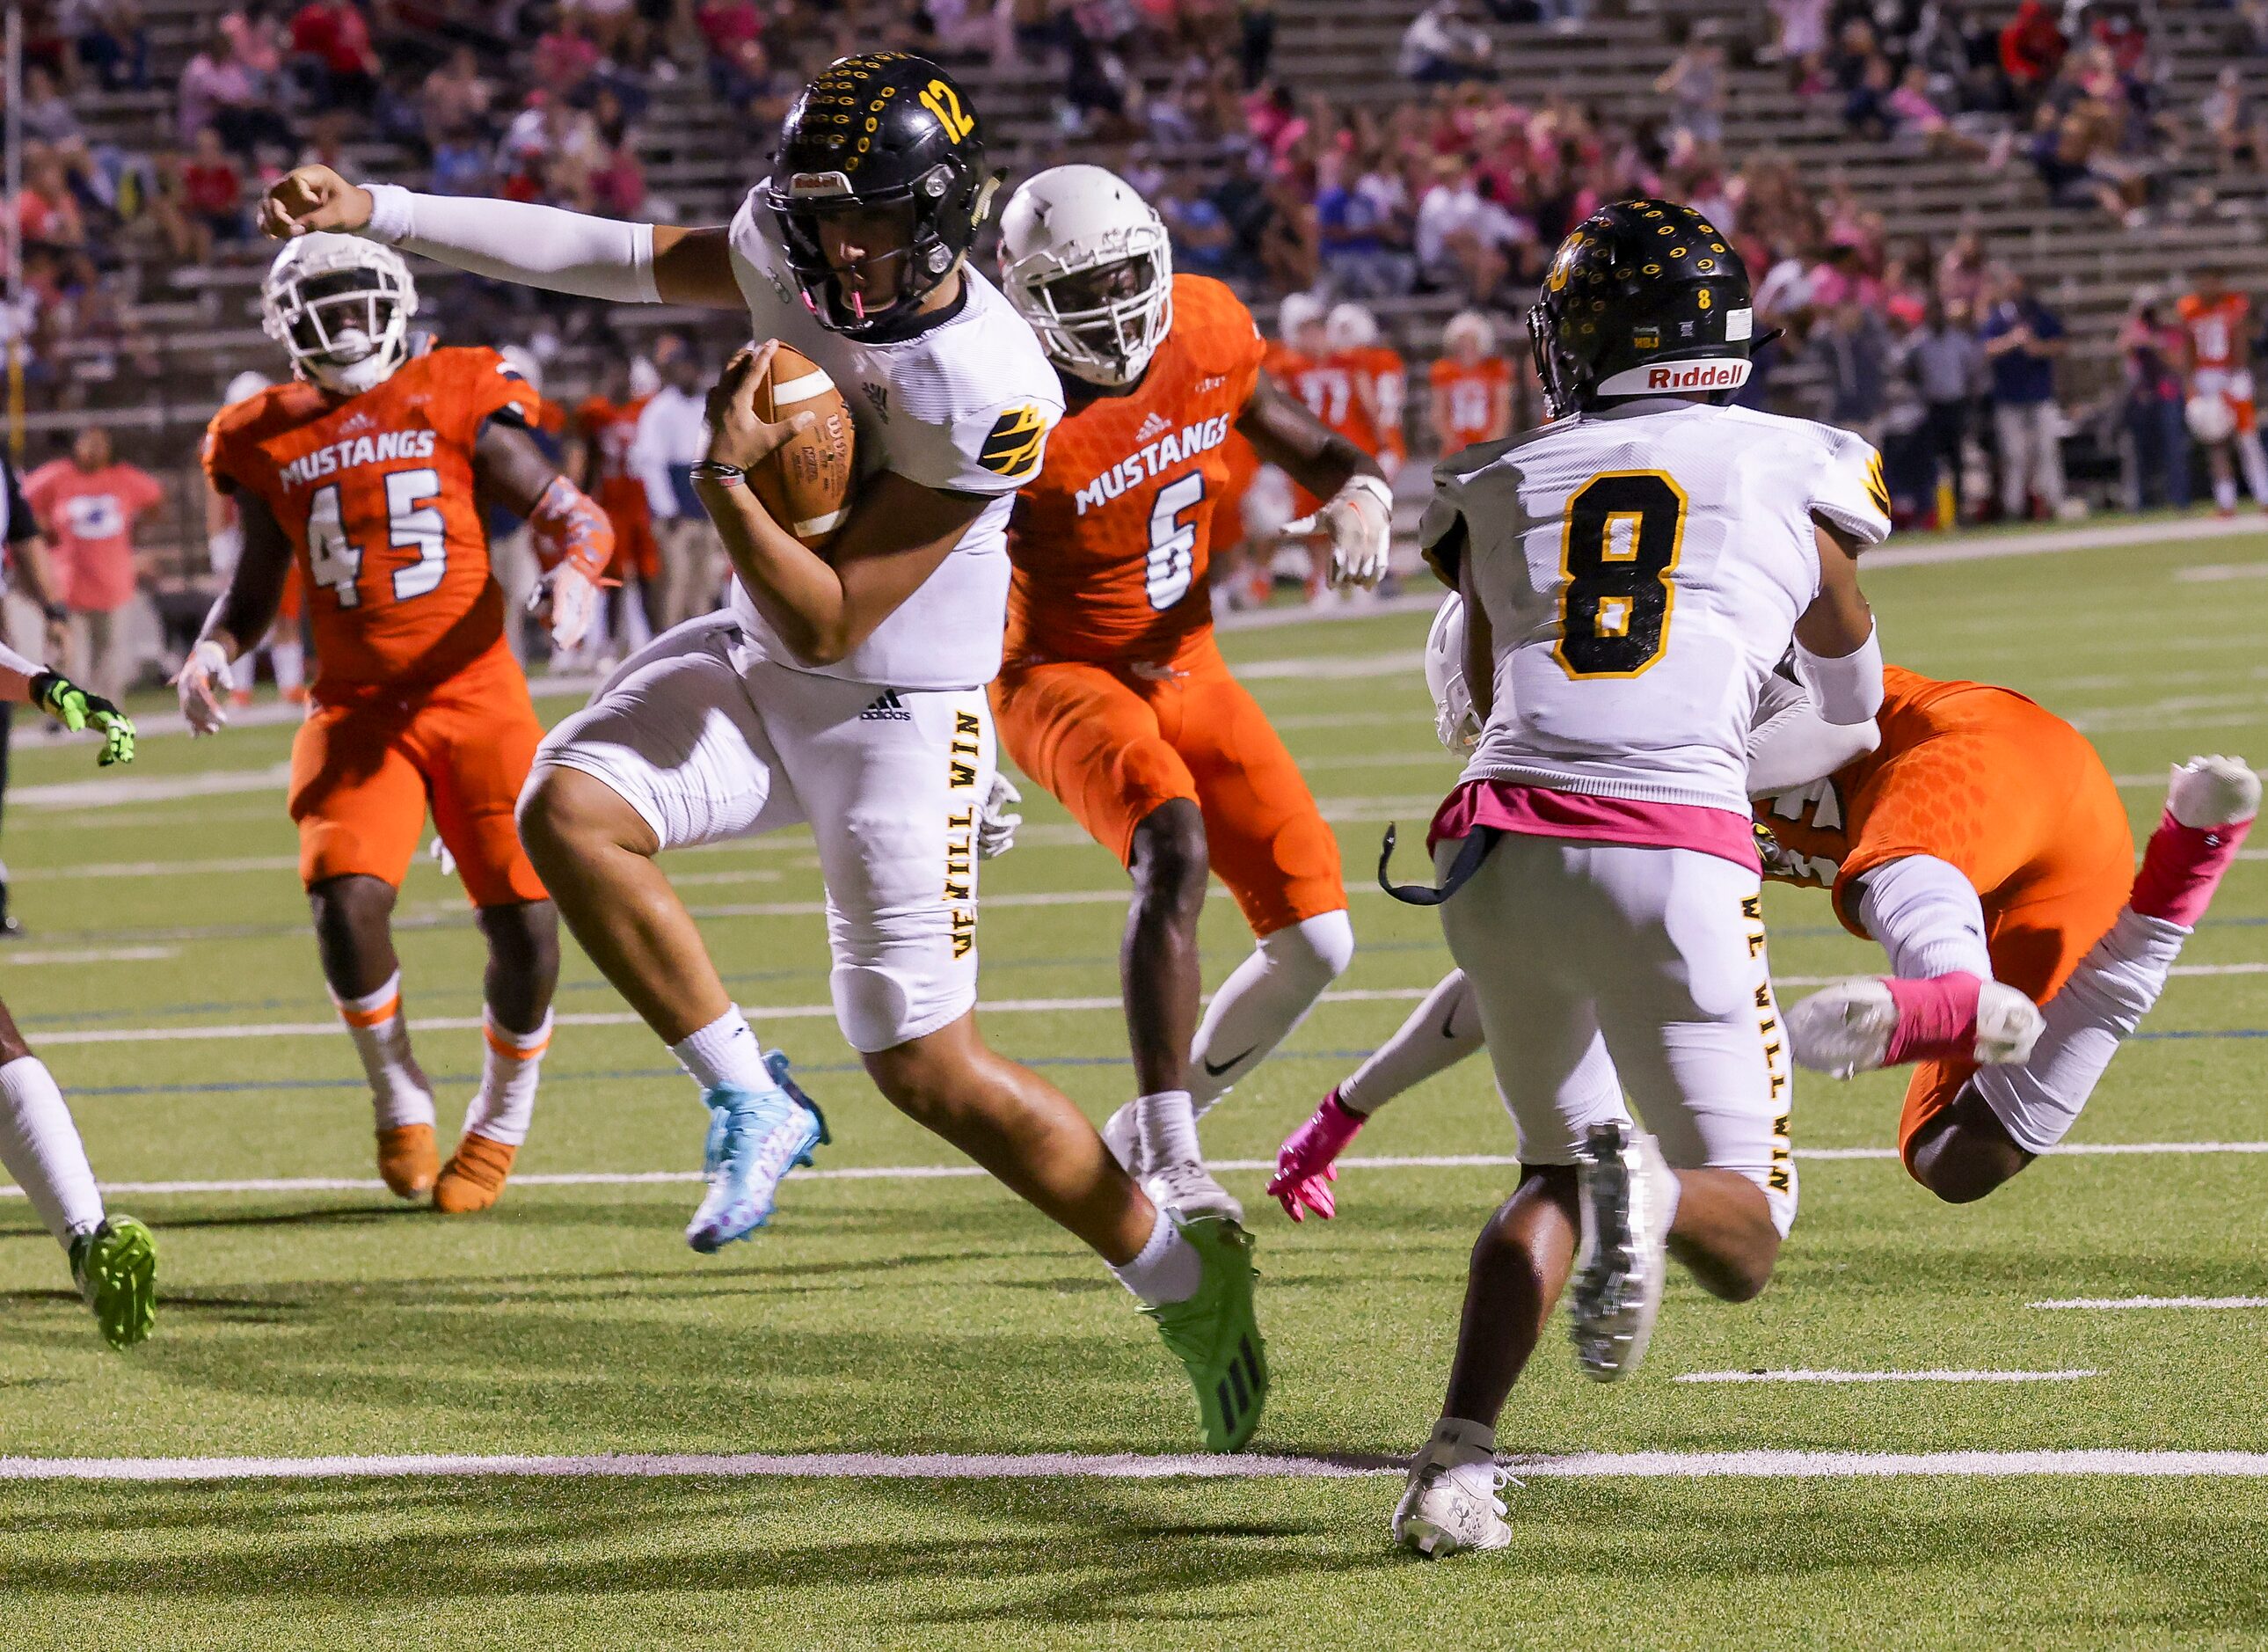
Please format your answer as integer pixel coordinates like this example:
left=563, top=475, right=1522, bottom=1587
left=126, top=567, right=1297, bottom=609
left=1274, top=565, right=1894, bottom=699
left=1568, top=1122, right=1674, bottom=1383
left=433, top=1132, right=516, bottom=1214
left=1392, top=1438, right=1514, bottom=1557
left=1100, top=1100, right=1144, bottom=1181
left=376, top=1122, right=439, bottom=1199
left=1144, top=1157, right=1244, bottom=1226
left=684, top=1076, right=828, bottom=1254
left=69, top=1215, right=157, bottom=1351
left=1788, top=975, right=2042, bottom=1078
left=1142, top=1215, right=1268, bottom=1451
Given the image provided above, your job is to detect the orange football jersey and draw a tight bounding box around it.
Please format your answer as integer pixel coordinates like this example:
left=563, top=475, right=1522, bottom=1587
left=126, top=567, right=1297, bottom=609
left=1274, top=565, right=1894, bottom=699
left=2177, top=292, right=2249, bottom=371
left=1430, top=355, right=1511, bottom=455
left=204, top=347, right=533, bottom=699
left=574, top=392, right=653, bottom=523
left=1335, top=344, right=1407, bottom=464
left=1754, top=665, right=2128, bottom=932
left=1006, top=274, right=1267, bottom=664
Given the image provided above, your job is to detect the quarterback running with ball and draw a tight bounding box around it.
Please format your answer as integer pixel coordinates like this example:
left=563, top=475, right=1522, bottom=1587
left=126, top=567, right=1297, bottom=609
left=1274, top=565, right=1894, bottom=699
left=258, top=55, right=1267, bottom=1451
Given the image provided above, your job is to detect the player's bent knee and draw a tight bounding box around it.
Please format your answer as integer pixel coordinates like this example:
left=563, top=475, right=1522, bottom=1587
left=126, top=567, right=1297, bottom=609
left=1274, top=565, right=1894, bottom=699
left=1266, top=908, right=1356, bottom=983
left=517, top=765, right=660, bottom=865
left=1129, top=800, right=1210, bottom=916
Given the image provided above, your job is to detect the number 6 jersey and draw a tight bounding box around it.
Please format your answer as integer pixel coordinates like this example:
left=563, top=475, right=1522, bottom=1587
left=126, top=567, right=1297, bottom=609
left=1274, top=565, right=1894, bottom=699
left=1003, top=274, right=1267, bottom=666
left=202, top=347, right=534, bottom=700
left=1422, top=399, right=1892, bottom=815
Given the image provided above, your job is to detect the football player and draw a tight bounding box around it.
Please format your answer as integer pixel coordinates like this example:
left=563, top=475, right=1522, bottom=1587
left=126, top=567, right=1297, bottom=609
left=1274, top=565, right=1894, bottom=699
left=1427, top=311, right=1513, bottom=458
left=992, top=163, right=1390, bottom=1226
left=1381, top=200, right=1886, bottom=1556
left=257, top=55, right=1270, bottom=1452
left=1324, top=301, right=1407, bottom=479
left=183, top=234, right=614, bottom=1214
left=570, top=355, right=663, bottom=656
left=0, top=644, right=150, bottom=1349
left=2176, top=267, right=2268, bottom=515
left=1285, top=613, right=2256, bottom=1215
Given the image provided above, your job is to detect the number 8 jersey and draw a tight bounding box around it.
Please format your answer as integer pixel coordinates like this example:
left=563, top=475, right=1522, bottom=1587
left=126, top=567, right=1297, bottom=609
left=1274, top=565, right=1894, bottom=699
left=1423, top=400, right=1892, bottom=815
left=203, top=346, right=533, bottom=699
left=1004, top=274, right=1266, bottom=666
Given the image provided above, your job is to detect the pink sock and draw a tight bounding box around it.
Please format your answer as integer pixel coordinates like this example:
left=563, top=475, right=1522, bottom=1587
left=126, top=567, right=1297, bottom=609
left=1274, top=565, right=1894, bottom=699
left=2129, top=808, right=2254, bottom=929
left=1882, top=972, right=1983, bottom=1065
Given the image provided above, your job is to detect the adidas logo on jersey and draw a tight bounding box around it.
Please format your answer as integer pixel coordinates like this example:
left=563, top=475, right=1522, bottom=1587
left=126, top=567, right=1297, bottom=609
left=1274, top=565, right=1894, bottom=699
left=1135, top=411, right=1172, bottom=442
left=860, top=691, right=912, bottom=722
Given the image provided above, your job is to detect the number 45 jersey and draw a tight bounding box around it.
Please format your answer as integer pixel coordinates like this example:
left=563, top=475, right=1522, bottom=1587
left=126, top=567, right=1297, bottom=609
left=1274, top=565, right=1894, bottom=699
left=1424, top=399, right=1892, bottom=815
left=203, top=347, right=533, bottom=700
left=1005, top=274, right=1266, bottom=666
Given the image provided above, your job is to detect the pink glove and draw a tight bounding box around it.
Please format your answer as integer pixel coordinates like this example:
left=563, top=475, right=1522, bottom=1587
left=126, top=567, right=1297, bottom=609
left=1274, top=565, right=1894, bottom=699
left=1268, top=1091, right=1367, bottom=1222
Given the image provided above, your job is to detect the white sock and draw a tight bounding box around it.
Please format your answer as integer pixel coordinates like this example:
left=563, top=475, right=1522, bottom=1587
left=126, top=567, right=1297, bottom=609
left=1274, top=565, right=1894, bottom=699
left=1856, top=854, right=1994, bottom=980
left=0, top=1056, right=104, bottom=1246
left=671, top=1006, right=770, bottom=1097
left=333, top=971, right=435, bottom=1130
left=2240, top=432, right=2268, bottom=502
left=461, top=1008, right=551, bottom=1147
left=2216, top=474, right=2239, bottom=511
left=1110, top=1202, right=1203, bottom=1305
left=1428, top=1415, right=1497, bottom=1458
left=1338, top=969, right=1485, bottom=1116
left=270, top=638, right=305, bottom=692
left=1134, top=1089, right=1200, bottom=1168
left=1972, top=909, right=2184, bottom=1154
left=1189, top=910, right=1356, bottom=1114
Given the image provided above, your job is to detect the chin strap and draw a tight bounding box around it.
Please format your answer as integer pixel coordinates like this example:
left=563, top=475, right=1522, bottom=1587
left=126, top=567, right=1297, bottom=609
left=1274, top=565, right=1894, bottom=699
left=1377, top=822, right=1503, bottom=907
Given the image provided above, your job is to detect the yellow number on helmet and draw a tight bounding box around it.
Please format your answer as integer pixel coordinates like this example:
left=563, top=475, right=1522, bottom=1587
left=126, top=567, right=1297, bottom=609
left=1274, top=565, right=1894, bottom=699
left=922, top=80, right=974, bottom=143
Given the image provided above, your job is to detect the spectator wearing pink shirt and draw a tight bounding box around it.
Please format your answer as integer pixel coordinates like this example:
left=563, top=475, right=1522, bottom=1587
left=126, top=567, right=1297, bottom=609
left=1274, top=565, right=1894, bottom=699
left=24, top=428, right=164, bottom=705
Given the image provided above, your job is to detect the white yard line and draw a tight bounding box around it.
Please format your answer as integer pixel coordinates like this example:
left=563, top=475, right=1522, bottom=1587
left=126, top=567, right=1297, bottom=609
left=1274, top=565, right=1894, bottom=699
left=0, top=946, right=176, bottom=966
left=1674, top=1370, right=2096, bottom=1385
left=1, top=1447, right=2264, bottom=1484
left=2029, top=1296, right=2268, bottom=1310
left=11, top=1143, right=2266, bottom=1202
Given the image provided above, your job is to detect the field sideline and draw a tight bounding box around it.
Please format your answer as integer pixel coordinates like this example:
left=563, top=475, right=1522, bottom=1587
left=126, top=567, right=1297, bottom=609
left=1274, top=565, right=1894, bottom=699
left=1, top=524, right=2265, bottom=1648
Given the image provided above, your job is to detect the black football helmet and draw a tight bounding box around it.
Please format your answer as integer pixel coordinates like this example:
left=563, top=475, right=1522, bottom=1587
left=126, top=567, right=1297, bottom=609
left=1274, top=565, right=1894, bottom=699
left=763, top=52, right=995, bottom=338
left=1528, top=198, right=1757, bottom=419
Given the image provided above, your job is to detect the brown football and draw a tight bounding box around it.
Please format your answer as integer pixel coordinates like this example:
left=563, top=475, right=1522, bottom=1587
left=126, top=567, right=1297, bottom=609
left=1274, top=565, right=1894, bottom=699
left=746, top=342, right=856, bottom=552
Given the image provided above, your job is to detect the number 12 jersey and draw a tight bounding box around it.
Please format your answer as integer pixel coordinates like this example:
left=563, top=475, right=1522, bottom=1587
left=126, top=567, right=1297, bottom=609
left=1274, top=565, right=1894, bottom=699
left=1423, top=400, right=1891, bottom=815
left=203, top=347, right=536, bottom=701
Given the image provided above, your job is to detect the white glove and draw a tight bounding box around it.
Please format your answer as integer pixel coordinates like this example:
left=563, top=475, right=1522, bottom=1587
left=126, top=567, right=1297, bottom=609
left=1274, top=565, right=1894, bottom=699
left=529, top=561, right=603, bottom=654
left=174, top=639, right=234, bottom=735
left=977, top=772, right=1022, bottom=860
left=1282, top=473, right=1394, bottom=590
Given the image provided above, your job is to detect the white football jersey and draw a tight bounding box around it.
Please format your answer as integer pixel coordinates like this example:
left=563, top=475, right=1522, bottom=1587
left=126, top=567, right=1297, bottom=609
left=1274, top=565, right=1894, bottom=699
left=1422, top=399, right=1891, bottom=815
left=726, top=186, right=1064, bottom=691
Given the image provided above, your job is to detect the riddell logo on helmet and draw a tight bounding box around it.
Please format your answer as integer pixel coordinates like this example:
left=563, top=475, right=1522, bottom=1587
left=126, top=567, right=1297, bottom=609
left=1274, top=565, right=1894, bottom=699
left=1595, top=357, right=1752, bottom=397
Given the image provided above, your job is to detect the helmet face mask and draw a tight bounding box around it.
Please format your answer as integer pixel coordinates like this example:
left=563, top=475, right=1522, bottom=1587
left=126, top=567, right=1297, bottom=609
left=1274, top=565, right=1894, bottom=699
left=262, top=236, right=418, bottom=396
left=765, top=55, right=990, bottom=339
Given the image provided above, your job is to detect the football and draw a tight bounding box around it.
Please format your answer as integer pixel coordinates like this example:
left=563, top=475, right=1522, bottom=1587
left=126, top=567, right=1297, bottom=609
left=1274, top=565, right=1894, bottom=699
left=746, top=342, right=856, bottom=552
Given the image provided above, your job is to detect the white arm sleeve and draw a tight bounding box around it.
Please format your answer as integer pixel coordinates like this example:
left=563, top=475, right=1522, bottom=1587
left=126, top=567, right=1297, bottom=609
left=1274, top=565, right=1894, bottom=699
left=1854, top=853, right=1994, bottom=980
left=1794, top=618, right=1884, bottom=726
left=1747, top=669, right=1881, bottom=794
left=361, top=185, right=661, bottom=304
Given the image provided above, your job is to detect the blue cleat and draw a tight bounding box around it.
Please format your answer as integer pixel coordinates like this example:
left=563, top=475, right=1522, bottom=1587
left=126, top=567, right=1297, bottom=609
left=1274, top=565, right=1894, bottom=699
left=685, top=1072, right=828, bottom=1254
left=763, top=1049, right=831, bottom=1145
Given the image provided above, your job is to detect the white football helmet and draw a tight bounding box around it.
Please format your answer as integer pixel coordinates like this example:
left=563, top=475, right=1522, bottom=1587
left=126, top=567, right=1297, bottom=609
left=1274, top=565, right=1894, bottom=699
left=262, top=232, right=419, bottom=396
left=1443, top=310, right=1493, bottom=358
left=1279, top=291, right=1327, bottom=347
left=1425, top=593, right=1484, bottom=754
left=998, top=164, right=1174, bottom=389
left=221, top=369, right=272, bottom=407
left=1326, top=301, right=1379, bottom=353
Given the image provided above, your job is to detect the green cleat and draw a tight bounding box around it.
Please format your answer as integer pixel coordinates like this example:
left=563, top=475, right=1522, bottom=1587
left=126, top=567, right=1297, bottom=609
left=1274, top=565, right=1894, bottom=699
left=1141, top=1215, right=1267, bottom=1452
left=69, top=1215, right=157, bottom=1351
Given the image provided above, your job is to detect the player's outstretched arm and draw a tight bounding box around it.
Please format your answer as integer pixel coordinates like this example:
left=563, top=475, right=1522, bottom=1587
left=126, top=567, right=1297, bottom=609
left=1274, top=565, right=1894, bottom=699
left=257, top=165, right=744, bottom=310
left=1238, top=370, right=1393, bottom=589
left=1793, top=518, right=1883, bottom=726
left=178, top=490, right=294, bottom=734
left=0, top=639, right=137, bottom=766
left=473, top=417, right=615, bottom=653
left=696, top=343, right=988, bottom=668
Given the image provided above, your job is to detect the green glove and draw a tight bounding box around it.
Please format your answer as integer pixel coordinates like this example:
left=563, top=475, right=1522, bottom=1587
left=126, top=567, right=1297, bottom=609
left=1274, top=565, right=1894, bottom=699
left=32, top=670, right=136, bottom=767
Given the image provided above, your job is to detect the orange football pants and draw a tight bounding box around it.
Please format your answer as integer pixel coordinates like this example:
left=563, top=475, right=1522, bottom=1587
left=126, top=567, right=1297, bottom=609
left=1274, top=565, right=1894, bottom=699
left=1836, top=712, right=2135, bottom=1173
left=288, top=648, right=549, bottom=908
left=990, top=633, right=1345, bottom=937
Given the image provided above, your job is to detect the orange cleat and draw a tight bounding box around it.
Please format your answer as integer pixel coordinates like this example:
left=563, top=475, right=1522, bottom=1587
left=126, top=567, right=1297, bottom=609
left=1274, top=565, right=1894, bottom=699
left=434, top=1132, right=517, bottom=1214
left=376, top=1123, right=439, bottom=1199
left=281, top=683, right=310, bottom=705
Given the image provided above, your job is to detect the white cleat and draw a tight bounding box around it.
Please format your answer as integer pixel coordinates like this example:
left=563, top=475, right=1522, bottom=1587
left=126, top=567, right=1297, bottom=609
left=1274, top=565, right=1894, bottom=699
left=2170, top=755, right=2262, bottom=829
left=1144, top=1157, right=1245, bottom=1226
left=1568, top=1123, right=1674, bottom=1383
left=1789, top=977, right=2042, bottom=1077
left=1101, top=1100, right=1146, bottom=1181
left=1392, top=1440, right=1513, bottom=1557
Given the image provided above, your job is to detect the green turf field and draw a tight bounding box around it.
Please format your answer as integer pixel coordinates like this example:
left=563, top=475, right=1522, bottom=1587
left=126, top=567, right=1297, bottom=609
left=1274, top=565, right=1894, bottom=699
left=2, top=525, right=2265, bottom=1648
